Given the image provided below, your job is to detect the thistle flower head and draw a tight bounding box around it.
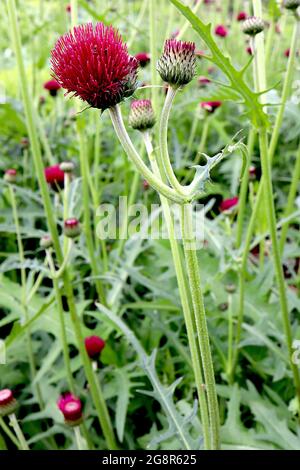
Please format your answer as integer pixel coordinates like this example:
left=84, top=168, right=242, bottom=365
left=129, top=99, right=155, bottom=131
left=51, top=23, right=138, bottom=111
left=57, top=393, right=83, bottom=426
left=0, top=389, right=18, bottom=417
left=84, top=336, right=106, bottom=359
left=135, top=52, right=150, bottom=67
left=44, top=79, right=61, bottom=96
left=215, top=25, right=228, bottom=37
left=59, top=161, right=75, bottom=173
left=40, top=234, right=53, bottom=249
left=200, top=101, right=222, bottom=113
left=44, top=165, right=65, bottom=191
left=246, top=46, right=253, bottom=55
left=4, top=169, right=17, bottom=184
left=64, top=218, right=81, bottom=238
left=242, top=17, right=265, bottom=36
left=220, top=197, right=239, bottom=212
left=237, top=11, right=247, bottom=21
left=157, top=39, right=196, bottom=87
left=283, top=0, right=300, bottom=10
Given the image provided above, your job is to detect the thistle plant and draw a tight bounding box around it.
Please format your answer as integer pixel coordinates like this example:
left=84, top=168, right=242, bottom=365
left=3, top=0, right=300, bottom=453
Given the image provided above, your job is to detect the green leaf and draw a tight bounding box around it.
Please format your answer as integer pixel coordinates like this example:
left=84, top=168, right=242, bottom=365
left=169, top=0, right=269, bottom=128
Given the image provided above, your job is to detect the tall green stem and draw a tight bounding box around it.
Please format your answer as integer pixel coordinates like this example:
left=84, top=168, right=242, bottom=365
left=180, top=204, right=220, bottom=449
left=236, top=129, right=256, bottom=248
left=233, top=8, right=300, bottom=380
left=108, top=106, right=184, bottom=204
left=143, top=132, right=211, bottom=449
left=9, top=414, right=29, bottom=450
left=279, top=142, right=300, bottom=253
left=149, top=0, right=158, bottom=113
left=9, top=185, right=43, bottom=409
left=258, top=129, right=300, bottom=403
left=7, top=0, right=117, bottom=447
left=46, top=250, right=75, bottom=394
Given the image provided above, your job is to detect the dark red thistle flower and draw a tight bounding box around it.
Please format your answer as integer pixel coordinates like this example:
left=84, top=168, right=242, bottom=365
left=284, top=48, right=290, bottom=57
left=215, top=25, right=228, bottom=38
left=0, top=389, right=17, bottom=417
left=246, top=46, right=253, bottom=55
left=198, top=76, right=211, bottom=86
left=84, top=336, right=106, bottom=359
left=135, top=52, right=150, bottom=67
left=51, top=23, right=138, bottom=111
left=44, top=79, right=61, bottom=97
left=237, top=11, right=247, bottom=21
left=66, top=4, right=71, bottom=13
left=44, top=165, right=65, bottom=190
left=58, top=393, right=83, bottom=426
left=200, top=101, right=222, bottom=113
left=220, top=196, right=239, bottom=212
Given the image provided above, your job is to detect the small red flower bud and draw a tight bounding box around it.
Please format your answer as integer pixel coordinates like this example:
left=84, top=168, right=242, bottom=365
left=4, top=169, right=17, bottom=183
left=157, top=39, right=196, bottom=86
left=143, top=180, right=150, bottom=190
left=198, top=76, right=211, bottom=86
left=51, top=23, right=138, bottom=111
left=84, top=336, right=106, bottom=359
left=135, top=52, right=150, bottom=67
left=284, top=48, right=290, bottom=57
left=246, top=46, right=253, bottom=55
left=64, top=218, right=81, bottom=238
left=20, top=137, right=30, bottom=148
left=66, top=4, right=71, bottom=13
left=237, top=12, right=247, bottom=21
left=0, top=389, right=18, bottom=417
left=215, top=25, right=228, bottom=38
left=129, top=99, right=155, bottom=131
left=220, top=197, right=239, bottom=212
left=44, top=165, right=65, bottom=191
left=43, top=79, right=61, bottom=97
left=200, top=101, right=222, bottom=113
left=40, top=234, right=53, bottom=249
left=57, top=393, right=83, bottom=426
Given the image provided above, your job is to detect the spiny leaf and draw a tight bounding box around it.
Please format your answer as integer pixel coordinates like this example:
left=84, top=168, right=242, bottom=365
left=169, top=0, right=269, bottom=128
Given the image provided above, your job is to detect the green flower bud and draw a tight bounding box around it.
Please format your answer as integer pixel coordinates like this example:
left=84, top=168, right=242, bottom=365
left=157, top=39, right=196, bottom=87
left=129, top=99, right=155, bottom=131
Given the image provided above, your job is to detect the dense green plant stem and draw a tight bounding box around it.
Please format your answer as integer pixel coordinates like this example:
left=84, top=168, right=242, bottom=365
left=46, top=250, right=75, bottom=394
left=8, top=414, right=29, bottom=450
left=233, top=7, right=300, bottom=378
left=60, top=269, right=118, bottom=449
left=77, top=125, right=106, bottom=304
left=279, top=142, right=300, bottom=253
left=159, top=86, right=188, bottom=196
left=0, top=417, right=20, bottom=449
left=236, top=129, right=256, bottom=248
left=7, top=0, right=117, bottom=447
left=268, top=19, right=300, bottom=160
left=143, top=131, right=211, bottom=450
left=257, top=129, right=300, bottom=404
left=74, top=426, right=84, bottom=450
left=180, top=204, right=220, bottom=449
left=108, top=105, right=184, bottom=203
left=149, top=0, right=158, bottom=113
left=9, top=185, right=43, bottom=409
